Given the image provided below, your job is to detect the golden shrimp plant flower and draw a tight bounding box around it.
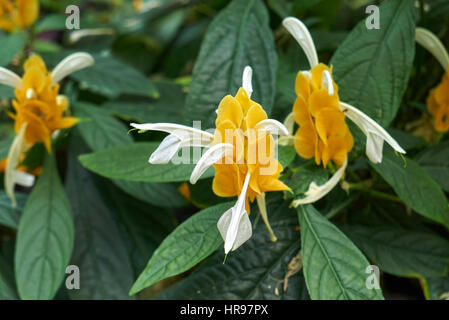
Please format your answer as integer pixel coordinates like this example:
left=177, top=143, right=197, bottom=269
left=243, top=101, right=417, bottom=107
left=415, top=27, right=449, bottom=133
left=282, top=17, right=405, bottom=206
left=0, top=52, right=94, bottom=205
left=0, top=0, right=39, bottom=32
left=131, top=66, right=290, bottom=254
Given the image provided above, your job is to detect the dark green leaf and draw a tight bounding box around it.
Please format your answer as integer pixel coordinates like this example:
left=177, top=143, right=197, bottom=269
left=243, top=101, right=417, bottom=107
left=415, top=141, right=449, bottom=192
left=298, top=205, right=384, bottom=300
left=0, top=32, right=27, bottom=67
left=0, top=137, right=13, bottom=159
left=71, top=55, right=158, bottom=99
left=424, top=277, right=449, bottom=300
left=0, top=241, right=19, bottom=300
left=341, top=224, right=449, bottom=278
left=65, top=136, right=135, bottom=299
left=370, top=151, right=449, bottom=228
left=0, top=191, right=27, bottom=229
left=129, top=202, right=233, bottom=295
left=332, top=0, right=417, bottom=126
left=185, top=0, right=277, bottom=128
left=15, top=154, right=74, bottom=300
left=79, top=142, right=214, bottom=183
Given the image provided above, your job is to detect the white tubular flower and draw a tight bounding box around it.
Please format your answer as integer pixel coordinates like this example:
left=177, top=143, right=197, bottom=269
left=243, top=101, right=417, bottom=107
left=339, top=102, right=406, bottom=163
left=242, top=66, right=253, bottom=98
left=0, top=68, right=22, bottom=88
left=190, top=143, right=233, bottom=184
left=283, top=17, right=319, bottom=68
left=217, top=173, right=253, bottom=254
left=51, top=52, right=95, bottom=84
left=130, top=123, right=214, bottom=164
left=5, top=124, right=28, bottom=208
left=416, top=27, right=449, bottom=71
left=291, top=158, right=348, bottom=206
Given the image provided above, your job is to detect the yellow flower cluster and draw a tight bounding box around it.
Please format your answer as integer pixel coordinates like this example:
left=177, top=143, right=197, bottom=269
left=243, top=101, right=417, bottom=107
left=9, top=55, right=78, bottom=152
left=293, top=64, right=353, bottom=168
left=427, top=69, right=449, bottom=132
left=0, top=0, right=39, bottom=32
left=212, top=88, right=289, bottom=212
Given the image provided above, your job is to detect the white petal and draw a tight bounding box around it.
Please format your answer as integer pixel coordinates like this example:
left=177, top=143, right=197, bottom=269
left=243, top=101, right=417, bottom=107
left=51, top=52, right=95, bottom=84
left=283, top=112, right=295, bottom=136
left=69, top=28, right=114, bottom=44
left=255, top=119, right=289, bottom=136
left=13, top=171, right=35, bottom=187
left=0, top=67, right=22, bottom=89
left=256, top=194, right=277, bottom=242
left=217, top=207, right=252, bottom=253
left=190, top=143, right=233, bottom=184
left=339, top=102, right=405, bottom=162
left=416, top=27, right=449, bottom=71
left=365, top=132, right=384, bottom=164
left=217, top=173, right=252, bottom=253
left=130, top=122, right=214, bottom=143
left=283, top=17, right=319, bottom=68
left=242, top=66, right=253, bottom=98
left=5, top=124, right=28, bottom=207
left=322, top=70, right=334, bottom=96
left=291, top=157, right=347, bottom=206
left=149, top=134, right=182, bottom=164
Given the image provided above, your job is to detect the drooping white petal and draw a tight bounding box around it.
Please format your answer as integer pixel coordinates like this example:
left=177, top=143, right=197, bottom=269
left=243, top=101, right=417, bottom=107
left=5, top=124, right=28, bottom=207
left=242, top=66, right=253, bottom=98
left=0, top=67, right=22, bottom=89
left=190, top=143, right=233, bottom=184
left=69, top=28, right=115, bottom=44
left=255, top=119, right=289, bottom=136
left=13, top=171, right=35, bottom=187
left=217, top=173, right=252, bottom=254
left=291, top=157, right=347, bottom=206
left=283, top=17, right=319, bottom=68
left=149, top=134, right=182, bottom=164
left=416, top=27, right=449, bottom=71
left=339, top=102, right=405, bottom=163
left=322, top=70, right=334, bottom=96
left=51, top=52, right=95, bottom=84
left=283, top=112, right=295, bottom=136
left=130, top=122, right=214, bottom=143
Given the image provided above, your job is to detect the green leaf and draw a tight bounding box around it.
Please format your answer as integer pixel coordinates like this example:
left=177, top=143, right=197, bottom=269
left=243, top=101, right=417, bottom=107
left=71, top=55, right=158, bottom=99
left=188, top=178, right=228, bottom=208
left=0, top=137, right=13, bottom=159
left=0, top=241, right=19, bottom=300
left=74, top=105, right=188, bottom=208
left=65, top=136, right=135, bottom=299
left=370, top=151, right=449, bottom=228
left=278, top=145, right=296, bottom=168
left=415, top=141, right=449, bottom=192
left=0, top=32, right=27, bottom=67
left=285, top=165, right=328, bottom=200
left=74, top=102, right=133, bottom=149
left=298, top=205, right=384, bottom=300
left=79, top=142, right=214, bottom=183
left=35, top=14, right=67, bottom=33
left=129, top=202, right=233, bottom=295
left=331, top=0, right=417, bottom=126
left=99, top=181, right=177, bottom=277
left=157, top=198, right=309, bottom=300
left=185, top=0, right=277, bottom=128
left=105, top=81, right=186, bottom=123
left=424, top=277, right=449, bottom=300
left=0, top=191, right=27, bottom=229
left=341, top=224, right=449, bottom=278
left=15, top=154, right=74, bottom=300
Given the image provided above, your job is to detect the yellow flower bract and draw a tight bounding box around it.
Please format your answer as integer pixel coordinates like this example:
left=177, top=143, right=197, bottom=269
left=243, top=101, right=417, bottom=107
left=293, top=63, right=353, bottom=168
left=212, top=88, right=289, bottom=212
left=427, top=69, right=449, bottom=132
left=9, top=55, right=78, bottom=152
left=0, top=0, right=39, bottom=32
